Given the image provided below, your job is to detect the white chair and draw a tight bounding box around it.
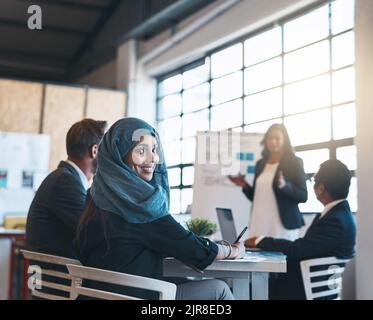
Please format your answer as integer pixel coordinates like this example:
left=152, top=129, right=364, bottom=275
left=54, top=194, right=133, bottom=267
left=21, top=249, right=81, bottom=300
left=300, top=256, right=350, bottom=300
left=66, top=264, right=177, bottom=300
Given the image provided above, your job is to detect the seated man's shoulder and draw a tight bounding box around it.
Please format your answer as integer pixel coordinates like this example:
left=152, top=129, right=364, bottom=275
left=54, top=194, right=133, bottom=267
left=38, top=166, right=82, bottom=194
left=46, top=166, right=75, bottom=183
left=331, top=202, right=354, bottom=225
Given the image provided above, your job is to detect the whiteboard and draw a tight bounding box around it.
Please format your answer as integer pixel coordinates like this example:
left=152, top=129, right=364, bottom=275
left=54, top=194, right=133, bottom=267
left=0, top=132, right=50, bottom=224
left=0, top=132, right=50, bottom=189
left=0, top=132, right=50, bottom=171
left=191, top=131, right=264, bottom=241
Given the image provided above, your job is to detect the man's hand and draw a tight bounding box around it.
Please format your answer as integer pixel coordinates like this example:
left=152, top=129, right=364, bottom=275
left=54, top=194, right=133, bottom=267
left=244, top=237, right=258, bottom=248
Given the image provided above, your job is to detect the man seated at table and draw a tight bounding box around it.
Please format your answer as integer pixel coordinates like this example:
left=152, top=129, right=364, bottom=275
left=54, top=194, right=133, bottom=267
left=26, top=119, right=107, bottom=258
left=245, top=159, right=356, bottom=299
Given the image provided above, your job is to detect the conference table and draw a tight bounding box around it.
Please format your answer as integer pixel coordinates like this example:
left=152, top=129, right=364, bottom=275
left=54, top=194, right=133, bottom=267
left=163, top=250, right=286, bottom=300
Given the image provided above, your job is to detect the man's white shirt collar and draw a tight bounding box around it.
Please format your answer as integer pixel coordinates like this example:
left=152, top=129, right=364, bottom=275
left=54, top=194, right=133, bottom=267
left=66, top=159, right=90, bottom=191
left=320, top=199, right=345, bottom=219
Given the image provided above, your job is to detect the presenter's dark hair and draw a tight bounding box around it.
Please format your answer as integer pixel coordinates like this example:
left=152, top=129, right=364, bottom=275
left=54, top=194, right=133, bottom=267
left=261, top=123, right=294, bottom=160
left=66, top=119, right=107, bottom=160
left=314, top=159, right=351, bottom=200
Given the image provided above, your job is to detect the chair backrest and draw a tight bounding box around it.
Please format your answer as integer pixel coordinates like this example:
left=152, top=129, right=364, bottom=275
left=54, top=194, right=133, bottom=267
left=300, top=256, right=350, bottom=300
left=66, top=264, right=177, bottom=300
left=21, top=249, right=81, bottom=300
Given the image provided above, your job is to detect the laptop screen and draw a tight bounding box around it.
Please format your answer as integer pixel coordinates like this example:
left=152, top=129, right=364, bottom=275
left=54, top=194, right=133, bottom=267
left=216, top=208, right=237, bottom=244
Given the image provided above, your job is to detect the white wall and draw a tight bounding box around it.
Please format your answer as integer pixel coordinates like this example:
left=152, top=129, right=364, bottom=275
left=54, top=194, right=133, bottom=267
left=355, top=0, right=373, bottom=300
left=117, top=40, right=157, bottom=126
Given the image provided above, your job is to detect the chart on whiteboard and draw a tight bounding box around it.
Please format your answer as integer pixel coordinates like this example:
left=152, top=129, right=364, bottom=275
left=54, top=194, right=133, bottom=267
left=192, top=131, right=264, bottom=241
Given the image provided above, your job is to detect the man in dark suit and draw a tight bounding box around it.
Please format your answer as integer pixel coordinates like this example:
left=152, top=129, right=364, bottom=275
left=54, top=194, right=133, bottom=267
left=245, top=159, right=356, bottom=299
left=26, top=119, right=107, bottom=258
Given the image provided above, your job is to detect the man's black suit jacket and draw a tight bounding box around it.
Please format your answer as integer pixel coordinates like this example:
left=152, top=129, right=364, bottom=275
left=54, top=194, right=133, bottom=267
left=257, top=200, right=356, bottom=299
left=26, top=161, right=87, bottom=258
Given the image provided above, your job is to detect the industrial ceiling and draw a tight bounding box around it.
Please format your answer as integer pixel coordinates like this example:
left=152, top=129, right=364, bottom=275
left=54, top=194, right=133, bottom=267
left=0, top=0, right=215, bottom=82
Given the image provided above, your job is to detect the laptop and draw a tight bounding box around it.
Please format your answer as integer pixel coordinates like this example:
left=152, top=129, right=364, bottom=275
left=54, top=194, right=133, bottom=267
left=216, top=207, right=261, bottom=251
left=216, top=208, right=238, bottom=244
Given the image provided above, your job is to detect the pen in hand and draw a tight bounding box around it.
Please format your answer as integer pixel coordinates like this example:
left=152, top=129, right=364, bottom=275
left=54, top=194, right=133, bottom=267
left=234, top=226, right=248, bottom=243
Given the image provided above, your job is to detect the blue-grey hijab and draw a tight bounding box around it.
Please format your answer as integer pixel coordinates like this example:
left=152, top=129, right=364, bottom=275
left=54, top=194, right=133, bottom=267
left=90, top=117, right=170, bottom=223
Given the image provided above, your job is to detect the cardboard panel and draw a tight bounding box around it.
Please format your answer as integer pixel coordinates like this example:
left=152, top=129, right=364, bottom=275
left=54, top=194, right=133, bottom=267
left=86, top=88, right=126, bottom=128
left=0, top=79, right=43, bottom=133
left=42, top=85, right=85, bottom=170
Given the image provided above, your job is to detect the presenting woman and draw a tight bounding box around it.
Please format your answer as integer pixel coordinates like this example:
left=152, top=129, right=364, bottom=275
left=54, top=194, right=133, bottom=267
left=228, top=124, right=307, bottom=241
left=75, top=117, right=244, bottom=300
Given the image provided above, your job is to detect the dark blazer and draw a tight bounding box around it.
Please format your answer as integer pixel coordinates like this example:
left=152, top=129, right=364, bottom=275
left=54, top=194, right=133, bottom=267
left=257, top=200, right=356, bottom=299
left=26, top=161, right=87, bottom=258
left=74, top=203, right=218, bottom=300
left=243, top=155, right=307, bottom=229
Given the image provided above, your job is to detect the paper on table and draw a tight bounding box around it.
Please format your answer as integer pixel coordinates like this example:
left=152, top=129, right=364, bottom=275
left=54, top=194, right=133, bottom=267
left=220, top=256, right=266, bottom=262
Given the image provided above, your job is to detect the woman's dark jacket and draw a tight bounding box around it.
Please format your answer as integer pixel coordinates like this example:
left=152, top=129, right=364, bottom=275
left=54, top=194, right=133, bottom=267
left=243, top=155, right=307, bottom=229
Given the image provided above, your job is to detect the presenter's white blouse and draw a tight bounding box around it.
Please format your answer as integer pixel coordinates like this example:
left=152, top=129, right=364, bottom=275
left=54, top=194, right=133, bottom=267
left=248, top=162, right=299, bottom=240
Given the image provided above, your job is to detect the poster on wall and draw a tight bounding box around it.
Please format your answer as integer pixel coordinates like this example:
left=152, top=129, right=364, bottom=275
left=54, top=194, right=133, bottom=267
left=0, top=132, right=50, bottom=224
left=0, top=170, right=7, bottom=188
left=191, top=131, right=264, bottom=241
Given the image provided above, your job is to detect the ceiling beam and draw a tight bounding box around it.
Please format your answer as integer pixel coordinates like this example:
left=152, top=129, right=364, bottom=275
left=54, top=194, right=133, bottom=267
left=0, top=58, right=66, bottom=75
left=17, top=0, right=105, bottom=12
left=0, top=66, right=65, bottom=82
left=120, top=0, right=216, bottom=42
left=68, top=0, right=122, bottom=67
left=0, top=17, right=88, bottom=37
left=67, top=0, right=217, bottom=81
left=0, top=47, right=70, bottom=64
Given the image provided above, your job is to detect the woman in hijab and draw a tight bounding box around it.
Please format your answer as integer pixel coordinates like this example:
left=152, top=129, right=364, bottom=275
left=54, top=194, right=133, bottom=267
left=75, top=118, right=244, bottom=300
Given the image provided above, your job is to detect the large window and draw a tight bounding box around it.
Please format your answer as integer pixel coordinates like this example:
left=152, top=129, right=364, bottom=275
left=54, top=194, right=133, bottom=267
left=157, top=0, right=356, bottom=214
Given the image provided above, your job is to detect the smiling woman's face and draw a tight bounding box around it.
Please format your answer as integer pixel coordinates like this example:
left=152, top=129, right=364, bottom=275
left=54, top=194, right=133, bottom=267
left=126, top=134, right=160, bottom=181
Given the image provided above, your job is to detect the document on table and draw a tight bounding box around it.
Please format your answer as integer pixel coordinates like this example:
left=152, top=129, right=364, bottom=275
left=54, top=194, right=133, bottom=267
left=222, top=255, right=266, bottom=262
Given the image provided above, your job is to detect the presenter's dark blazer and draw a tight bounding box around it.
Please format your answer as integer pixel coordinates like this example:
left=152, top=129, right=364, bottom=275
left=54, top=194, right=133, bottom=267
left=257, top=200, right=356, bottom=300
left=26, top=161, right=87, bottom=258
left=243, top=155, right=307, bottom=229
